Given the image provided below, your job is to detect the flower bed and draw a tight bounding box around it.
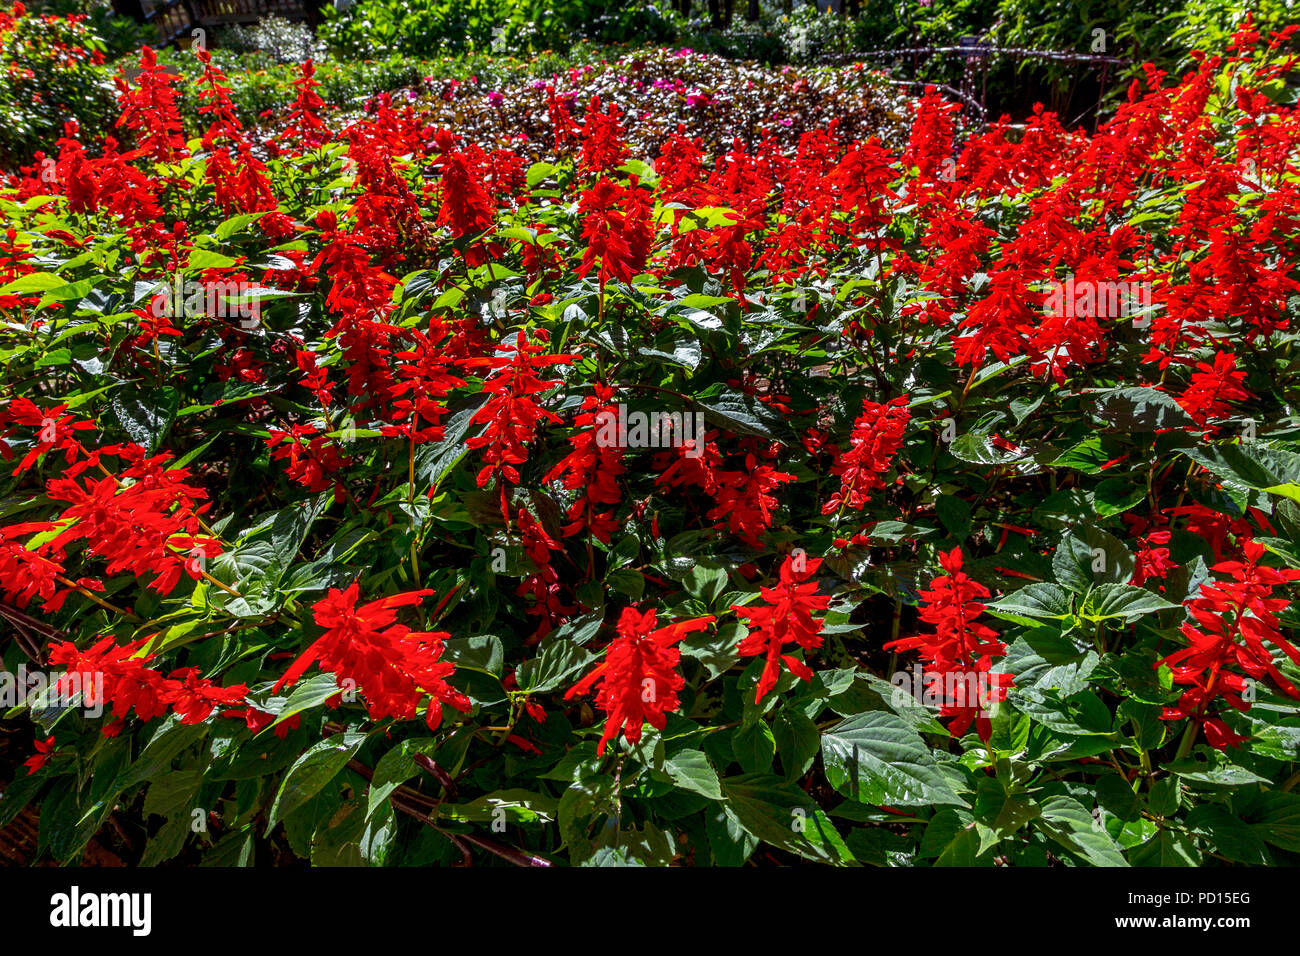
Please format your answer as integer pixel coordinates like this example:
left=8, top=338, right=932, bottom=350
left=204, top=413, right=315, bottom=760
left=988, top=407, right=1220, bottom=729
left=2, top=22, right=1300, bottom=867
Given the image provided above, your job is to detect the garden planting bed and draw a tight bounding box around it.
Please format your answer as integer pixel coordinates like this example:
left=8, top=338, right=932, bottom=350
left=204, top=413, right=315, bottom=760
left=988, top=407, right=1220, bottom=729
left=1, top=14, right=1300, bottom=868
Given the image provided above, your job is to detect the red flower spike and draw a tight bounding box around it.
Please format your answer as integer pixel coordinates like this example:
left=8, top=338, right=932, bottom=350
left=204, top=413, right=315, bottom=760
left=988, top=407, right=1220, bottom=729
left=566, top=607, right=715, bottom=755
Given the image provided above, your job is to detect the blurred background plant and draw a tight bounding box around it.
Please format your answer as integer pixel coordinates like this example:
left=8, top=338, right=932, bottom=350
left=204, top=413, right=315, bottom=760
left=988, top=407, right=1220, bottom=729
left=1, top=0, right=1294, bottom=169
left=0, top=2, right=117, bottom=167
left=217, top=14, right=325, bottom=64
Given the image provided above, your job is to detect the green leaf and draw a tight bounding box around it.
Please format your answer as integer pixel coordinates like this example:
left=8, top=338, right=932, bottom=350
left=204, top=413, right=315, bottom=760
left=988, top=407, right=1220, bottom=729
left=697, top=389, right=797, bottom=444
left=0, top=272, right=65, bottom=294
left=664, top=750, right=723, bottom=801
left=1052, top=527, right=1135, bottom=591
left=1128, top=830, right=1201, bottom=866
left=443, top=635, right=504, bottom=676
left=440, top=789, right=557, bottom=825
left=1185, top=805, right=1271, bottom=864
left=1083, top=583, right=1179, bottom=621
left=677, top=293, right=734, bottom=309
left=1253, top=791, right=1300, bottom=853
left=1093, top=477, right=1146, bottom=517
left=516, top=638, right=596, bottom=694
left=1037, top=795, right=1129, bottom=867
left=1000, top=632, right=1098, bottom=696
left=118, top=718, right=210, bottom=790
left=187, top=249, right=240, bottom=270
left=367, top=737, right=441, bottom=819
left=732, top=721, right=776, bottom=774
left=720, top=774, right=856, bottom=865
left=268, top=730, right=365, bottom=832
left=706, top=804, right=759, bottom=866
left=267, top=672, right=342, bottom=732
left=820, top=712, right=967, bottom=807
left=773, top=709, right=821, bottom=779
left=987, top=583, right=1073, bottom=620
left=141, top=770, right=203, bottom=866
left=1183, top=443, right=1300, bottom=494
left=111, top=386, right=179, bottom=453
left=1090, top=387, right=1196, bottom=432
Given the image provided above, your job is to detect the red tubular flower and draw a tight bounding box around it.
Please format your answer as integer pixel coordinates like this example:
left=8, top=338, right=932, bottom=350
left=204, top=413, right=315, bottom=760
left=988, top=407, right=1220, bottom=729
left=433, top=130, right=495, bottom=239
left=465, top=333, right=576, bottom=509
left=275, top=583, right=471, bottom=730
left=44, top=450, right=222, bottom=595
left=0, top=521, right=70, bottom=609
left=1157, top=539, right=1300, bottom=750
left=732, top=553, right=832, bottom=703
left=0, top=397, right=96, bottom=475
left=707, top=452, right=797, bottom=547
left=543, top=383, right=625, bottom=543
left=515, top=506, right=575, bottom=643
left=823, top=395, right=910, bottom=514
left=386, top=321, right=468, bottom=445
left=566, top=606, right=715, bottom=754
left=47, top=635, right=247, bottom=729
left=1175, top=351, right=1251, bottom=429
left=114, top=46, right=187, bottom=164
left=266, top=424, right=351, bottom=501
left=578, top=96, right=629, bottom=176
left=23, top=737, right=55, bottom=775
left=885, top=547, right=1011, bottom=741
left=226, top=706, right=300, bottom=739
left=576, top=178, right=654, bottom=285
left=279, top=59, right=329, bottom=149
left=163, top=668, right=250, bottom=724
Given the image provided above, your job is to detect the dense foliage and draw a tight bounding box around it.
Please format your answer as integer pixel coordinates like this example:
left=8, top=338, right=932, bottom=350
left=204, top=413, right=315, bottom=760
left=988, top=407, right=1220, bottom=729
left=322, top=0, right=1298, bottom=112
left=0, top=3, right=114, bottom=167
left=3, top=15, right=1300, bottom=868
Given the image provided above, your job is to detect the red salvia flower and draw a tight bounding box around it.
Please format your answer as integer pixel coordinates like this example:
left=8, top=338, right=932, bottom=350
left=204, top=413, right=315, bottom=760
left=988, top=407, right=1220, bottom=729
left=566, top=606, right=714, bottom=754
left=576, top=177, right=654, bottom=286
left=1157, top=539, right=1300, bottom=750
left=279, top=59, right=329, bottom=148
left=1175, top=350, right=1251, bottom=428
left=543, top=383, right=626, bottom=543
left=465, top=333, right=576, bottom=516
left=732, top=553, right=832, bottom=703
left=577, top=96, right=629, bottom=176
left=885, top=547, right=1011, bottom=741
left=708, top=452, right=797, bottom=547
left=274, top=583, right=471, bottom=731
left=23, top=737, right=55, bottom=775
left=114, top=46, right=187, bottom=164
left=823, top=395, right=910, bottom=514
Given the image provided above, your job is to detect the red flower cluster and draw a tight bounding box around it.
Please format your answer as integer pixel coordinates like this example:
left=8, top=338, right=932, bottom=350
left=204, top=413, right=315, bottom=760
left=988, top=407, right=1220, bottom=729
left=885, top=547, right=1011, bottom=741
left=732, top=553, right=831, bottom=703
left=1174, top=351, right=1251, bottom=429
left=566, top=606, right=714, bottom=754
left=114, top=46, right=186, bottom=164
left=465, top=332, right=576, bottom=516
left=1158, top=539, right=1300, bottom=749
left=823, top=395, right=910, bottom=514
left=544, top=383, right=626, bottom=543
left=43, top=448, right=221, bottom=595
left=576, top=177, right=654, bottom=285
left=274, top=583, right=471, bottom=731
left=47, top=635, right=248, bottom=737
left=267, top=424, right=352, bottom=500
